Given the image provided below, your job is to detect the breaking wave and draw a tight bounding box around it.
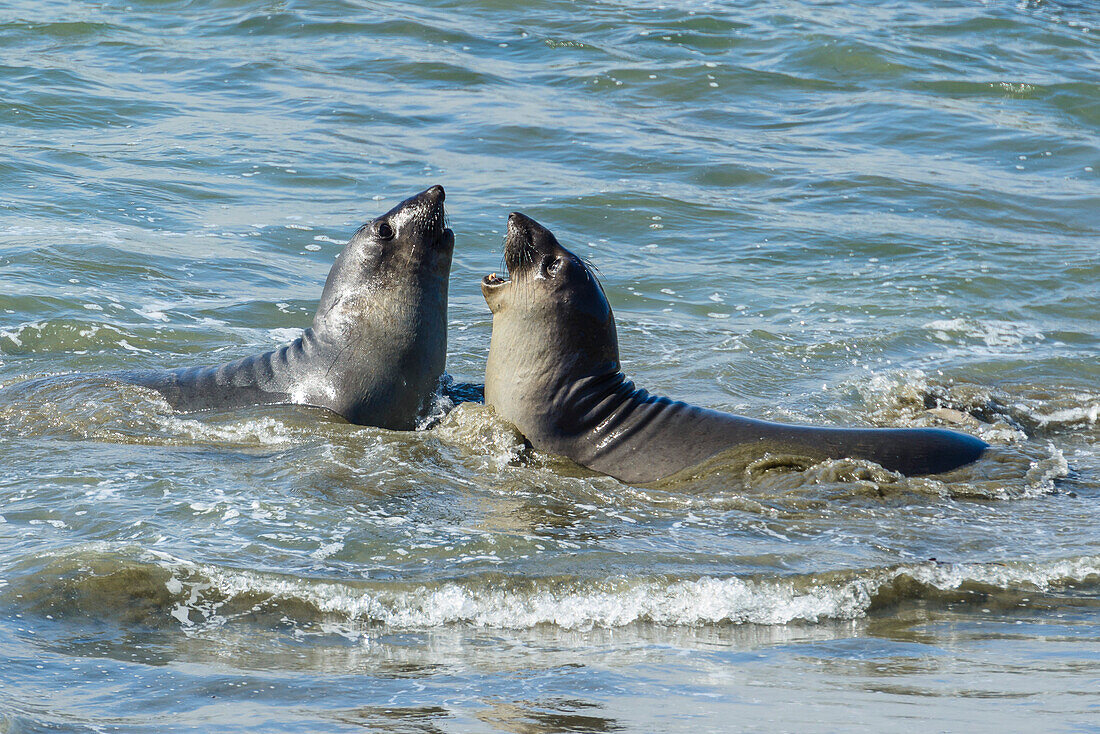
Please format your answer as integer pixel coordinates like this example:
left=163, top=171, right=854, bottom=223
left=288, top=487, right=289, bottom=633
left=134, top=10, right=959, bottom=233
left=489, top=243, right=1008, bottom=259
left=6, top=547, right=1099, bottom=633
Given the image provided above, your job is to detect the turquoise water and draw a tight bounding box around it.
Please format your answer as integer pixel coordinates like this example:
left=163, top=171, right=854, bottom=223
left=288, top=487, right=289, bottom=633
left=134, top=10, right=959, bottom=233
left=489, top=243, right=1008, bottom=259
left=2, top=0, right=1099, bottom=731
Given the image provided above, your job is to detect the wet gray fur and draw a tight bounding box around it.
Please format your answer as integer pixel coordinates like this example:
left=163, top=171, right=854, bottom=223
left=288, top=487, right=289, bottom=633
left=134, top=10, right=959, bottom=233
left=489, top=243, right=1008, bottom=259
left=118, top=186, right=453, bottom=430
left=482, top=213, right=987, bottom=484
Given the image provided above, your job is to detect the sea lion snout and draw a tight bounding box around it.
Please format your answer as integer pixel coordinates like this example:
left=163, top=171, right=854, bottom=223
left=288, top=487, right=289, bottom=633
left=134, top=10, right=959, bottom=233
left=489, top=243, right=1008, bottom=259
left=507, top=211, right=532, bottom=235
left=503, top=211, right=562, bottom=278
left=506, top=211, right=551, bottom=244
left=505, top=212, right=535, bottom=252
left=401, top=184, right=448, bottom=244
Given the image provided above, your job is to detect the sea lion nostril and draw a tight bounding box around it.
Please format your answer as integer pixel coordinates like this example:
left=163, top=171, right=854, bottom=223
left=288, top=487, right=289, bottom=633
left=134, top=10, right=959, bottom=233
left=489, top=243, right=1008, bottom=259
left=427, top=184, right=445, bottom=202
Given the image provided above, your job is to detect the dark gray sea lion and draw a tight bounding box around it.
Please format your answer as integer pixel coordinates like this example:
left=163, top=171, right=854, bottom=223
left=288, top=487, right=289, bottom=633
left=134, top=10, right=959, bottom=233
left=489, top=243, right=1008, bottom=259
left=118, top=185, right=453, bottom=430
left=481, top=213, right=987, bottom=484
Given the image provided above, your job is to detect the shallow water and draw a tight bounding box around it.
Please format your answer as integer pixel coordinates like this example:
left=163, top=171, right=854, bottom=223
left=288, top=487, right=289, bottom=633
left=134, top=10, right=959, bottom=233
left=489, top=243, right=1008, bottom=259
left=2, top=0, right=1099, bottom=731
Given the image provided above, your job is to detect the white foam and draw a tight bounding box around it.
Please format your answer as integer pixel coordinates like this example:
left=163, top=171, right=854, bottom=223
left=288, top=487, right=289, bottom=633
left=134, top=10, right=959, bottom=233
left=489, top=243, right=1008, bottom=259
left=160, top=415, right=298, bottom=446
left=416, top=376, right=457, bottom=430
left=133, top=303, right=170, bottom=322
left=267, top=327, right=303, bottom=343
left=117, top=339, right=151, bottom=354
left=1023, top=442, right=1070, bottom=495
left=925, top=318, right=1044, bottom=349
left=149, top=553, right=1100, bottom=632
left=0, top=328, right=24, bottom=348
left=432, top=402, right=528, bottom=469
left=310, top=542, right=345, bottom=561
left=1019, top=397, right=1100, bottom=428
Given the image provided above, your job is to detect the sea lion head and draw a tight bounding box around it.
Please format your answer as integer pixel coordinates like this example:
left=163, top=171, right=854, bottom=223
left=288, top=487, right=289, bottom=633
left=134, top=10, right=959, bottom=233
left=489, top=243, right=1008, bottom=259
left=315, top=185, right=453, bottom=335
left=482, top=213, right=619, bottom=432
left=308, top=185, right=453, bottom=427
left=363, top=183, right=454, bottom=279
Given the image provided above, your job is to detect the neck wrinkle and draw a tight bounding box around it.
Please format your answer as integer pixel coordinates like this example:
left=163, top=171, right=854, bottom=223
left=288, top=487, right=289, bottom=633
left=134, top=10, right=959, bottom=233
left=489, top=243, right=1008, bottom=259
left=549, top=363, right=635, bottom=445
left=294, top=327, right=335, bottom=368
left=556, top=372, right=700, bottom=472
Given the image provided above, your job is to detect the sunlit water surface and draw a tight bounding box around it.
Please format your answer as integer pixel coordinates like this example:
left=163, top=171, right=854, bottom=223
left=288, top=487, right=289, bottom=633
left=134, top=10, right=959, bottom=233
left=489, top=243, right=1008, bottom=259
left=2, top=1, right=1098, bottom=731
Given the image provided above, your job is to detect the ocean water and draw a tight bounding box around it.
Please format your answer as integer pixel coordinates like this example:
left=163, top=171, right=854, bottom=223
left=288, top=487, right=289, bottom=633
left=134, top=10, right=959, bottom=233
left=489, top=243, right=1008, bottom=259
left=1, top=0, right=1098, bottom=731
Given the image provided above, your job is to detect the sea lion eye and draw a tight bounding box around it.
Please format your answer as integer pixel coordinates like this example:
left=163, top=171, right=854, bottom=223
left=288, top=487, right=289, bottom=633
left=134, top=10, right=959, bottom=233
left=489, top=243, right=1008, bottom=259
left=544, top=256, right=562, bottom=276
left=377, top=221, right=394, bottom=240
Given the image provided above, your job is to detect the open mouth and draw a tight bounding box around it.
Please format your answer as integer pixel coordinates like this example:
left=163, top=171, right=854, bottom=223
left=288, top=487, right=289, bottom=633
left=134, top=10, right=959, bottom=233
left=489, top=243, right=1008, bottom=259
left=482, top=211, right=544, bottom=289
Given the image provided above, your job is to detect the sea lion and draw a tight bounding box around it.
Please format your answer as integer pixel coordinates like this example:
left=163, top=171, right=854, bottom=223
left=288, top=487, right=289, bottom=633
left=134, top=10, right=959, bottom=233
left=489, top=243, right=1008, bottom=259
left=481, top=212, right=987, bottom=484
left=117, top=185, right=453, bottom=430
